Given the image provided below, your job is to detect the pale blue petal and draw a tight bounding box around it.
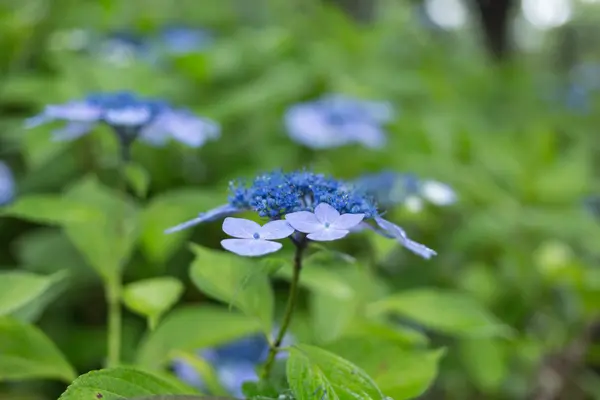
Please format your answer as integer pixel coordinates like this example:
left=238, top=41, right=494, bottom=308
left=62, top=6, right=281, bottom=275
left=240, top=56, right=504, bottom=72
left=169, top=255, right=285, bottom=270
left=24, top=114, right=54, bottom=129
left=346, top=124, right=387, bottom=149
left=307, top=229, right=349, bottom=241
left=104, top=107, right=151, bottom=126
left=172, top=358, right=203, bottom=387
left=216, top=362, right=258, bottom=398
left=164, top=204, right=239, bottom=234
left=331, top=213, right=364, bottom=230
left=51, top=122, right=95, bottom=141
left=0, top=162, right=15, bottom=206
left=222, top=217, right=261, bottom=239
left=375, top=217, right=437, bottom=259
left=402, top=238, right=437, bottom=259
left=314, top=203, right=340, bottom=224
left=259, top=220, right=294, bottom=240
left=170, top=114, right=220, bottom=147
left=284, top=211, right=322, bottom=233
left=375, top=216, right=407, bottom=239
left=46, top=102, right=102, bottom=122
left=284, top=104, right=349, bottom=149
left=221, top=239, right=282, bottom=257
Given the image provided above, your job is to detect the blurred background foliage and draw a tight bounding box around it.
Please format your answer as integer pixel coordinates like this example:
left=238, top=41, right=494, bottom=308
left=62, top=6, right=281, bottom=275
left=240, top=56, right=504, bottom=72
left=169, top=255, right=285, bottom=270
left=1, top=0, right=600, bottom=399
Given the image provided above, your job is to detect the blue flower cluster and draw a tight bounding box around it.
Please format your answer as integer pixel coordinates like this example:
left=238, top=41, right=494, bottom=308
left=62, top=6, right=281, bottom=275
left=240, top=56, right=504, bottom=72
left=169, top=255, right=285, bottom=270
left=172, top=332, right=292, bottom=397
left=166, top=169, right=437, bottom=259
left=25, top=91, right=219, bottom=155
left=565, top=63, right=600, bottom=113
left=0, top=161, right=15, bottom=206
left=284, top=94, right=393, bottom=150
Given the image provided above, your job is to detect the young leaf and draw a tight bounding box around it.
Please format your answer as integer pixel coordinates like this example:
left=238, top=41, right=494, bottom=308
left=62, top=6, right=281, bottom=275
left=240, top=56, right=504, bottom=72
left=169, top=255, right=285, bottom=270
left=0, top=270, right=66, bottom=317
left=274, top=262, right=354, bottom=299
left=287, top=344, right=387, bottom=400
left=136, top=305, right=262, bottom=369
left=0, top=195, right=101, bottom=225
left=63, top=176, right=139, bottom=281
left=367, top=288, right=511, bottom=338
left=57, top=367, right=195, bottom=400
left=125, top=162, right=151, bottom=198
left=139, top=189, right=225, bottom=264
left=123, top=277, right=184, bottom=329
left=458, top=338, right=508, bottom=393
left=8, top=270, right=70, bottom=322
left=189, top=244, right=274, bottom=333
left=0, top=317, right=76, bottom=382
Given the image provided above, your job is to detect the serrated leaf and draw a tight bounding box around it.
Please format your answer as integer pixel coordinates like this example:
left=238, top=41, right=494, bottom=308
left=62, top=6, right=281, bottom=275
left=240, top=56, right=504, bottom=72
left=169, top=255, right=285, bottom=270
left=123, top=277, right=184, bottom=329
left=125, top=162, right=151, bottom=198
left=189, top=244, right=274, bottom=333
left=136, top=305, right=262, bottom=369
left=0, top=270, right=66, bottom=317
left=367, top=288, right=511, bottom=338
left=0, top=195, right=101, bottom=225
left=287, top=344, right=386, bottom=400
left=0, top=317, right=76, bottom=382
left=57, top=367, right=194, bottom=400
left=139, top=189, right=225, bottom=264
left=63, top=176, right=139, bottom=281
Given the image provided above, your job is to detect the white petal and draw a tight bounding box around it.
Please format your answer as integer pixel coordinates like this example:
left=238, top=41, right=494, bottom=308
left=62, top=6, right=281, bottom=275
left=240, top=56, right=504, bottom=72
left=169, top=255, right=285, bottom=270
left=331, top=213, right=365, bottom=230
left=105, top=107, right=151, bottom=126
left=307, top=229, right=349, bottom=241
left=314, top=203, right=340, bottom=224
left=259, top=220, right=295, bottom=240
left=421, top=180, right=456, bottom=206
left=284, top=211, right=323, bottom=233
left=221, top=239, right=282, bottom=257
left=400, top=238, right=438, bottom=259
left=51, top=122, right=95, bottom=141
left=222, top=217, right=261, bottom=239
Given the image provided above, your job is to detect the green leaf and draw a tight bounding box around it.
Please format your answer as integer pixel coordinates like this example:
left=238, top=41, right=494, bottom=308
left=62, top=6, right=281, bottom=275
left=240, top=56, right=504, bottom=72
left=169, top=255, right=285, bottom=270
left=344, top=320, right=429, bottom=348
left=0, top=270, right=66, bottom=317
left=287, top=344, right=386, bottom=400
left=129, top=397, right=237, bottom=400
left=57, top=367, right=194, bottom=400
left=324, top=337, right=444, bottom=400
left=63, top=176, right=139, bottom=281
left=139, top=189, right=225, bottom=264
left=123, top=277, right=184, bottom=330
left=458, top=338, right=508, bottom=393
left=189, top=244, right=274, bottom=333
left=367, top=288, right=511, bottom=338
left=310, top=291, right=358, bottom=344
left=0, top=195, right=101, bottom=225
left=274, top=262, right=354, bottom=299
left=125, top=162, right=151, bottom=198
left=0, top=317, right=76, bottom=382
left=8, top=270, right=70, bottom=322
left=136, top=305, right=262, bottom=369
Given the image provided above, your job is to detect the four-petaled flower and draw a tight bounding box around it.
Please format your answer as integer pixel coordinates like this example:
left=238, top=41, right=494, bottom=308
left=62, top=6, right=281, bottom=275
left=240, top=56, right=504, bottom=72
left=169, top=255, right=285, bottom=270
left=221, top=218, right=295, bottom=257
left=284, top=94, right=394, bottom=150
left=285, top=203, right=364, bottom=241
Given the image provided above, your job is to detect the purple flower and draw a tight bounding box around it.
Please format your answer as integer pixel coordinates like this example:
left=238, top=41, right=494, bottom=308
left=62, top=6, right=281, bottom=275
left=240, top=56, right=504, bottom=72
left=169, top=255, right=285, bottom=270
left=284, top=94, right=393, bottom=150
left=220, top=218, right=295, bottom=257
left=24, top=91, right=220, bottom=152
left=0, top=161, right=15, bottom=206
left=285, top=203, right=364, bottom=241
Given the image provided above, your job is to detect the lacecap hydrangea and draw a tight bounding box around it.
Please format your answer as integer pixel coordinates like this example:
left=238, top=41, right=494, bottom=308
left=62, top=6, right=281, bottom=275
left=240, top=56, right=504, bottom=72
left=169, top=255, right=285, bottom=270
left=166, top=169, right=436, bottom=259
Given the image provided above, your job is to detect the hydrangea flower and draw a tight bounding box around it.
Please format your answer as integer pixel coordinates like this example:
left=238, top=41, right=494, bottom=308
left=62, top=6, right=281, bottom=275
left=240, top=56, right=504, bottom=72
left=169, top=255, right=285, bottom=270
left=172, top=331, right=293, bottom=397
left=221, top=218, right=294, bottom=257
left=166, top=169, right=436, bottom=259
left=0, top=161, right=15, bottom=206
left=158, top=26, right=213, bottom=55
left=24, top=91, right=219, bottom=158
left=284, top=94, right=394, bottom=150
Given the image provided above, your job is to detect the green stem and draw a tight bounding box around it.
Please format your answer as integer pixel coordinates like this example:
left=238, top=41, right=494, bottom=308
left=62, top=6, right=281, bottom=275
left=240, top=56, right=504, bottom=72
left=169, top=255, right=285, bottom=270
left=106, top=278, right=122, bottom=368
left=261, top=240, right=305, bottom=380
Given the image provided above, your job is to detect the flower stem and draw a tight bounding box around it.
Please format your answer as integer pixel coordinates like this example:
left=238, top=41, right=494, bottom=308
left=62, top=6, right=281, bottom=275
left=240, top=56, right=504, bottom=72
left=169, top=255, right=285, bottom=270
left=261, top=240, right=305, bottom=380
left=106, top=277, right=122, bottom=368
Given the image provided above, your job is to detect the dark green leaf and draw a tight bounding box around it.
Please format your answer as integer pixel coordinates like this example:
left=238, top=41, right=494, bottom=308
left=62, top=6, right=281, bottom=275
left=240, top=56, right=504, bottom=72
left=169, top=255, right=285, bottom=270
left=0, top=195, right=101, bottom=225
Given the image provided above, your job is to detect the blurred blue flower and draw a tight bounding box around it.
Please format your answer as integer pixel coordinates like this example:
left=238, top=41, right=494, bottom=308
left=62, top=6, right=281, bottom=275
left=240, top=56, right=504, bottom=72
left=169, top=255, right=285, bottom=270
left=25, top=91, right=219, bottom=152
left=157, top=26, right=213, bottom=55
left=172, top=331, right=293, bottom=397
left=284, top=94, right=394, bottom=150
left=564, top=63, right=600, bottom=113
left=96, top=31, right=156, bottom=66
left=0, top=161, right=15, bottom=206
left=166, top=169, right=436, bottom=259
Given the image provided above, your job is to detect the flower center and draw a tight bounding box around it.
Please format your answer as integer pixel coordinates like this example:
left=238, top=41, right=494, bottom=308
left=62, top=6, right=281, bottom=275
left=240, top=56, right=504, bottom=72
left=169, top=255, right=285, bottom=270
left=324, top=222, right=330, bottom=229
left=253, top=232, right=260, bottom=239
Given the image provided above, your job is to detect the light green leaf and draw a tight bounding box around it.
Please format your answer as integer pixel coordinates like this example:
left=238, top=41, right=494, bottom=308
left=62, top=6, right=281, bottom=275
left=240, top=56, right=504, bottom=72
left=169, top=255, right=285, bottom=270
left=0, top=317, right=76, bottom=382
left=63, top=176, right=139, bottom=281
left=287, top=344, right=387, bottom=400
left=136, top=305, right=262, bottom=369
left=0, top=195, right=101, bottom=225
left=324, top=337, right=444, bottom=400
left=129, top=397, right=236, bottom=400
left=344, top=320, right=429, bottom=348
left=458, top=338, right=507, bottom=393
left=0, top=270, right=62, bottom=316
left=57, top=367, right=194, bottom=400
left=7, top=270, right=70, bottom=322
left=310, top=291, right=358, bottom=344
left=125, top=162, right=151, bottom=198
left=123, top=277, right=184, bottom=329
left=367, top=288, right=511, bottom=338
left=139, top=189, right=226, bottom=264
left=275, top=262, right=354, bottom=299
left=189, top=244, right=274, bottom=333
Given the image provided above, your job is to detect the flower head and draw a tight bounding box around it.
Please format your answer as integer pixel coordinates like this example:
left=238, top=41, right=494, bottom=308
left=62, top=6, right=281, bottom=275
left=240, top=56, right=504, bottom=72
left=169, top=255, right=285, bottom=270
left=158, top=26, right=213, bottom=55
left=0, top=161, right=15, bottom=206
left=284, top=94, right=394, bottom=150
left=25, top=91, right=220, bottom=154
left=166, top=169, right=436, bottom=259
